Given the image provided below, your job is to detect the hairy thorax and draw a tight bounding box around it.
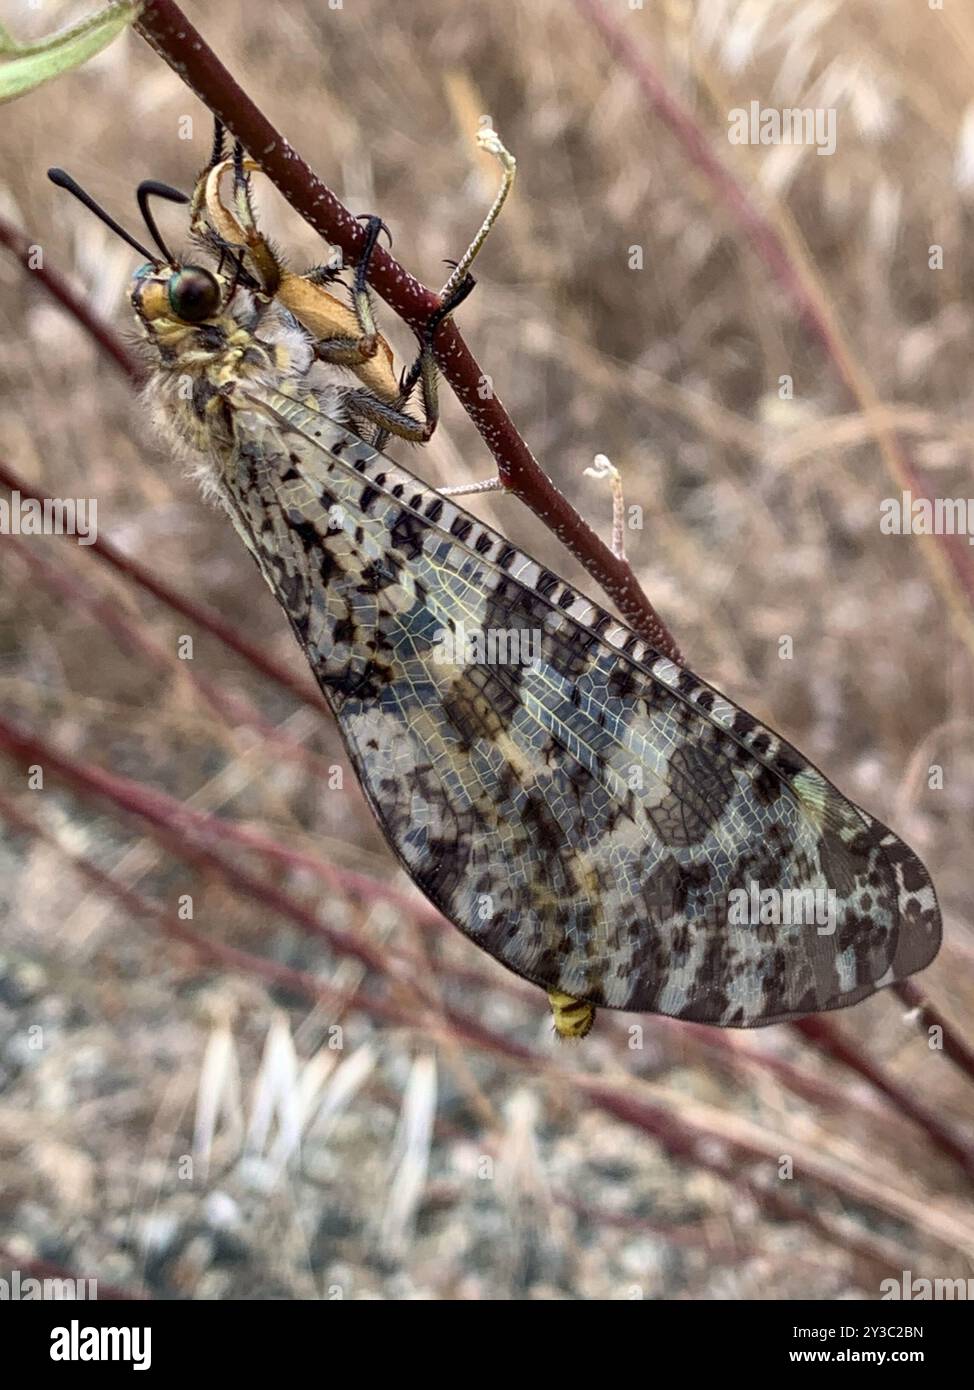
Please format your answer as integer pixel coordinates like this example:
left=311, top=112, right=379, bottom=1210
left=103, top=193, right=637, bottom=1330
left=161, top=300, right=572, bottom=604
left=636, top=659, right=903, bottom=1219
left=139, top=297, right=346, bottom=500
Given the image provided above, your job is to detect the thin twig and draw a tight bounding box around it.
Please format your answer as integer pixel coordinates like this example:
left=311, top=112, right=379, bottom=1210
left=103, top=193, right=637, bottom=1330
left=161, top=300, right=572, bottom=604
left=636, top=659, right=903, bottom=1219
left=792, top=1016, right=974, bottom=1180
left=1, top=528, right=335, bottom=777
left=2, top=788, right=966, bottom=1267
left=573, top=0, right=974, bottom=652
left=893, top=978, right=974, bottom=1093
left=0, top=209, right=143, bottom=383
left=4, top=706, right=974, bottom=1183
left=0, top=713, right=397, bottom=985
left=0, top=1244, right=146, bottom=1301
left=572, top=0, right=972, bottom=1102
left=6, top=0, right=966, bottom=1169
left=131, top=0, right=680, bottom=660
left=0, top=458, right=325, bottom=713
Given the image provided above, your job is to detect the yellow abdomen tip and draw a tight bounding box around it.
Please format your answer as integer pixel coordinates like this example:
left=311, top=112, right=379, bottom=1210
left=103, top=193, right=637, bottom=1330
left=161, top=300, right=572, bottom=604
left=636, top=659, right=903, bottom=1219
left=547, top=990, right=596, bottom=1041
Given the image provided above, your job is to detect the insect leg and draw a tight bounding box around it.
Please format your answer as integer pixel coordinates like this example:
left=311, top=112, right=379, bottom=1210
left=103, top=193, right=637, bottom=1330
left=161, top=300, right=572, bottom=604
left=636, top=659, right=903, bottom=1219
left=189, top=116, right=228, bottom=233
left=311, top=214, right=388, bottom=368
left=343, top=388, right=437, bottom=442
left=372, top=128, right=515, bottom=452
left=439, top=127, right=516, bottom=303
left=442, top=457, right=625, bottom=548
left=439, top=476, right=506, bottom=498
left=367, top=272, right=477, bottom=447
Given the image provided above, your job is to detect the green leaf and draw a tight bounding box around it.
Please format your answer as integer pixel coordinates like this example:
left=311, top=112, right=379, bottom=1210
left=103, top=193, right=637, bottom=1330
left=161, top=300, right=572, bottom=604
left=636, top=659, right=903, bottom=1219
left=0, top=2, right=139, bottom=103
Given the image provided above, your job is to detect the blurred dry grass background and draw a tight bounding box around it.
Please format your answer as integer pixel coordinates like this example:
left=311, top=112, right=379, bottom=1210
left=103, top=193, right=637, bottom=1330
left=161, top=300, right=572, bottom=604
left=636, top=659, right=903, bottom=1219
left=0, top=0, right=972, bottom=1299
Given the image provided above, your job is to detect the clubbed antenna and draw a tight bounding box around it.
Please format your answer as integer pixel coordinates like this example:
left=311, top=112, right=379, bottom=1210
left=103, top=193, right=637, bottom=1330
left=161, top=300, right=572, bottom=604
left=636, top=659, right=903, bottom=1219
left=136, top=180, right=190, bottom=263
left=47, top=167, right=159, bottom=264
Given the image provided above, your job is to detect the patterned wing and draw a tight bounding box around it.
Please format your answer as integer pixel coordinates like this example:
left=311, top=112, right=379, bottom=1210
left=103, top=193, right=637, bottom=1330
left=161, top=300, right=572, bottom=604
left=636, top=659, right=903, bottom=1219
left=218, top=387, right=941, bottom=1026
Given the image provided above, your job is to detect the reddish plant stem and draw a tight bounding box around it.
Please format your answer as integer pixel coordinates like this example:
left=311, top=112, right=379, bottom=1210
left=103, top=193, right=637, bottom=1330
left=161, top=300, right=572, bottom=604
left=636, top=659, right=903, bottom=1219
left=793, top=1016, right=974, bottom=1180
left=3, top=461, right=965, bottom=1115
left=0, top=210, right=143, bottom=384
left=4, top=705, right=974, bottom=1182
left=660, top=1018, right=898, bottom=1122
left=574, top=0, right=972, bottom=1098
left=1, top=529, right=337, bottom=778
left=0, top=790, right=929, bottom=1272
left=0, top=457, right=325, bottom=713
left=0, top=790, right=404, bottom=1027
left=5, top=0, right=966, bottom=1160
left=0, top=713, right=400, bottom=987
left=894, top=978, right=974, bottom=1085
left=574, top=0, right=974, bottom=615
left=132, top=0, right=681, bottom=660
left=0, top=1245, right=146, bottom=1302
left=0, top=583, right=946, bottom=1153
left=0, top=706, right=445, bottom=986
left=575, top=0, right=828, bottom=349
left=576, top=1079, right=906, bottom=1274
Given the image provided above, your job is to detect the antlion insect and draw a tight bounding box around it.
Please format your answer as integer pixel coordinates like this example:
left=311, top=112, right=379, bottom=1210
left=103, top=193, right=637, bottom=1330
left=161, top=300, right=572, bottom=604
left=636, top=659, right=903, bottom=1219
left=49, top=122, right=941, bottom=1041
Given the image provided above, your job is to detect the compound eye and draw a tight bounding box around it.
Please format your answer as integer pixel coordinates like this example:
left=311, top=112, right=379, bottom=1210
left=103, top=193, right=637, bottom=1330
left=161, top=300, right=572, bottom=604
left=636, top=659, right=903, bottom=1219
left=167, top=266, right=221, bottom=323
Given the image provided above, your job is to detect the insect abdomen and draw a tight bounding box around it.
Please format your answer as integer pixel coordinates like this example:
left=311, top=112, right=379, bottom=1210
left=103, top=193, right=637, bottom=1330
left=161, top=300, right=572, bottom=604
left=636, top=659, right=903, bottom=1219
left=548, top=991, right=597, bottom=1040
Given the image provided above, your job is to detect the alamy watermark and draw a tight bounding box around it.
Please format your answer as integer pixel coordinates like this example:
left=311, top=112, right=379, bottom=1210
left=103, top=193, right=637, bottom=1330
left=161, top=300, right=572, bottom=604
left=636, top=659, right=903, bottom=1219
left=432, top=622, right=541, bottom=668
left=50, top=1319, right=151, bottom=1371
left=0, top=490, right=97, bottom=545
left=0, top=1268, right=97, bottom=1299
left=728, top=880, right=837, bottom=936
left=880, top=490, right=974, bottom=544
left=728, top=101, right=837, bottom=157
left=882, top=1271, right=974, bottom=1300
